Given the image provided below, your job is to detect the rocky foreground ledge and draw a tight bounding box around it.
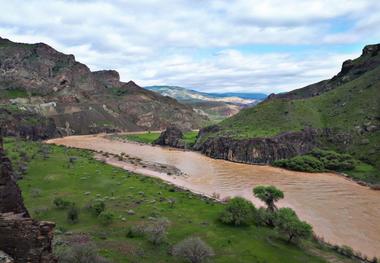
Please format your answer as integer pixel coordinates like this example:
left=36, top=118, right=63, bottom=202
left=0, top=133, right=56, bottom=262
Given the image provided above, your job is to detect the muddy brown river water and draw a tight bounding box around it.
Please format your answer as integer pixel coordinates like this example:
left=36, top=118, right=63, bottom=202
left=47, top=134, right=380, bottom=258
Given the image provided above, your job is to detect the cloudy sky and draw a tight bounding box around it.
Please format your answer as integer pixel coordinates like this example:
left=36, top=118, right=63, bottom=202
left=1, top=0, right=379, bottom=93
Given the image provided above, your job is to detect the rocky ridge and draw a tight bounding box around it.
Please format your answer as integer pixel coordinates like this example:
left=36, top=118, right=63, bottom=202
left=0, top=37, right=208, bottom=138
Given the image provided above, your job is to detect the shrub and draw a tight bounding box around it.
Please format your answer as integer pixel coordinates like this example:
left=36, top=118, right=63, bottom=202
left=274, top=155, right=324, bottom=172
left=67, top=205, right=79, bottom=224
left=254, top=207, right=276, bottom=226
left=219, top=197, right=256, bottom=226
left=172, top=237, right=214, bottom=263
left=30, top=188, right=42, bottom=198
left=56, top=243, right=110, bottom=263
left=53, top=197, right=73, bottom=209
left=90, top=201, right=106, bottom=216
left=98, top=212, right=114, bottom=226
left=144, top=218, right=170, bottom=245
left=274, top=208, right=312, bottom=243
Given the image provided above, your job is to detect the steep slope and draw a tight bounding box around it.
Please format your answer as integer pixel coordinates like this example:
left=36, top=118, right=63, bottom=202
left=0, top=37, right=208, bottom=137
left=146, top=85, right=266, bottom=121
left=195, top=44, right=380, bottom=183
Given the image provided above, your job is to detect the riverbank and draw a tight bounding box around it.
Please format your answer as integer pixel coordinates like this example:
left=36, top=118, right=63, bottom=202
left=112, top=132, right=380, bottom=190
left=47, top=134, right=380, bottom=258
left=5, top=137, right=358, bottom=263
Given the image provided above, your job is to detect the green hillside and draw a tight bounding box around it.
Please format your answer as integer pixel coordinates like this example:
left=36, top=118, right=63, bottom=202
left=197, top=44, right=380, bottom=183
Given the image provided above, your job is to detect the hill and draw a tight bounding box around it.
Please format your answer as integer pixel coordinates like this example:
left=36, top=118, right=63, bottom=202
left=145, top=86, right=266, bottom=121
left=0, top=37, right=208, bottom=139
left=194, top=44, right=380, bottom=184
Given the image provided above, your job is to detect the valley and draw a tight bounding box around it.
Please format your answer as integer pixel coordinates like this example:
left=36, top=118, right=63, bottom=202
left=48, top=133, right=380, bottom=259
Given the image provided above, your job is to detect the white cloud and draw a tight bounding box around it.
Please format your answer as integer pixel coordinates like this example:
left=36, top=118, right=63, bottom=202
left=0, top=0, right=378, bottom=93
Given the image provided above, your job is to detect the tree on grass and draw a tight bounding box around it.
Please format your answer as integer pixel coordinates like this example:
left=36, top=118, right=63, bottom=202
left=172, top=237, right=214, bottom=263
left=144, top=218, right=170, bottom=245
left=67, top=205, right=79, bottom=224
left=253, top=185, right=284, bottom=212
left=274, top=208, right=312, bottom=243
left=219, top=197, right=256, bottom=226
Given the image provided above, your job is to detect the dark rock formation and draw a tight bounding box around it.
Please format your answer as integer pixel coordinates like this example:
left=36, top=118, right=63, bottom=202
left=0, top=136, right=29, bottom=216
left=194, top=128, right=352, bottom=164
left=0, top=250, right=14, bottom=263
left=0, top=213, right=56, bottom=263
left=0, top=133, right=56, bottom=262
left=154, top=126, right=186, bottom=148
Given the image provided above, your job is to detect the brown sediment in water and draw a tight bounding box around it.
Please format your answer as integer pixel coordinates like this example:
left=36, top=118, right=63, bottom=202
left=47, top=134, right=380, bottom=258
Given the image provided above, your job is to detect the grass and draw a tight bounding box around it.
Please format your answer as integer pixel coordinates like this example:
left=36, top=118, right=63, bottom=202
left=121, top=131, right=199, bottom=147
left=0, top=87, right=29, bottom=99
left=3, top=137, right=354, bottom=263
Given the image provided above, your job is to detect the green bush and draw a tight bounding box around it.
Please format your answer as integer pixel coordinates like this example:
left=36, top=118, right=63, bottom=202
left=274, top=208, right=312, bottom=243
left=219, top=197, right=256, bottom=226
left=54, top=197, right=73, bottom=209
left=274, top=156, right=324, bottom=172
left=310, top=149, right=355, bottom=171
left=98, top=212, right=114, bottom=226
left=90, top=201, right=106, bottom=216
left=67, top=205, right=79, bottom=224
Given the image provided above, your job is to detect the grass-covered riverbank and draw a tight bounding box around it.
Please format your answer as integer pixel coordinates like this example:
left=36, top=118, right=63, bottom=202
left=4, top=137, right=360, bottom=262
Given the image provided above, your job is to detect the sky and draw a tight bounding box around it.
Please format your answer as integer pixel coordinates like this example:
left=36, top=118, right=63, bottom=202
left=0, top=0, right=379, bottom=94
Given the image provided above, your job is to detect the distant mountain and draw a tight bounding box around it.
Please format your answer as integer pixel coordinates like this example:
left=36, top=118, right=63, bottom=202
left=145, top=86, right=266, bottom=121
left=194, top=44, right=380, bottom=184
left=0, top=37, right=208, bottom=138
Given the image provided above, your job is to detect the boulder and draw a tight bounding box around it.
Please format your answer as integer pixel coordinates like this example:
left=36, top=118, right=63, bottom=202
left=154, top=126, right=186, bottom=148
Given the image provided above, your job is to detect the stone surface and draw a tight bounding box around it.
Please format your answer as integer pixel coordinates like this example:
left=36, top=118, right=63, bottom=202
left=154, top=126, right=185, bottom=148
left=194, top=128, right=351, bottom=164
left=0, top=250, right=14, bottom=263
left=0, top=213, right=56, bottom=263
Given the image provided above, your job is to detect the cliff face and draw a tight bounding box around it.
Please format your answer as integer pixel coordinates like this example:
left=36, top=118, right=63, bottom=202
left=0, top=37, right=208, bottom=137
left=194, top=128, right=351, bottom=163
left=0, top=135, right=56, bottom=262
left=154, top=126, right=186, bottom=148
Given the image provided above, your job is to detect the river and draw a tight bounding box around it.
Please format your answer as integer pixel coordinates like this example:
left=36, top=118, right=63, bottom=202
left=47, top=134, right=380, bottom=258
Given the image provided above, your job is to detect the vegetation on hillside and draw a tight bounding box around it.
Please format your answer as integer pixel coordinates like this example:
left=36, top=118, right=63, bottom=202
left=3, top=137, right=359, bottom=263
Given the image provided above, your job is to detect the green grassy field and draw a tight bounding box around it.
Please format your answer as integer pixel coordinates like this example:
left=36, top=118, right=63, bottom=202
left=121, top=131, right=199, bottom=146
left=3, top=137, right=354, bottom=263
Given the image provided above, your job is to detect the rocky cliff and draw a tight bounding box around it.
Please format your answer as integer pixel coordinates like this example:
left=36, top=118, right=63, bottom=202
left=0, top=134, right=56, bottom=262
left=0, top=37, right=208, bottom=137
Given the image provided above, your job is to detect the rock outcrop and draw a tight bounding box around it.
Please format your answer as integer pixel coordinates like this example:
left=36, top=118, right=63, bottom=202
left=0, top=134, right=29, bottom=216
left=0, top=213, right=56, bottom=263
left=194, top=128, right=352, bottom=164
left=154, top=126, right=186, bottom=148
left=0, top=133, right=56, bottom=262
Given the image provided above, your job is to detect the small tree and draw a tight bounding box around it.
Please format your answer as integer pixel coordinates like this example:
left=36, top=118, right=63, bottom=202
left=67, top=205, right=79, bottom=224
left=172, top=237, right=214, bottom=263
left=144, top=218, right=170, bottom=245
left=56, top=242, right=110, bottom=263
left=90, top=201, right=106, bottom=216
left=253, top=185, right=284, bottom=212
left=274, top=208, right=312, bottom=243
left=219, top=197, right=255, bottom=226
